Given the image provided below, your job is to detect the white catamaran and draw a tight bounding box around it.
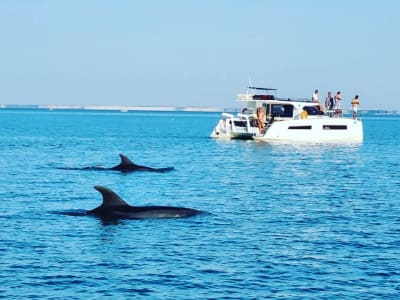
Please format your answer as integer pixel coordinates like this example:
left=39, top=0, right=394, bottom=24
left=211, top=87, right=363, bottom=143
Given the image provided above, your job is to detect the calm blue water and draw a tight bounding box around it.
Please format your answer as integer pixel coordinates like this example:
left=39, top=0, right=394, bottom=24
left=1, top=109, right=399, bottom=299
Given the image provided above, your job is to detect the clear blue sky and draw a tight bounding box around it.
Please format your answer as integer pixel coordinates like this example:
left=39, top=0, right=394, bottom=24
left=1, top=0, right=399, bottom=110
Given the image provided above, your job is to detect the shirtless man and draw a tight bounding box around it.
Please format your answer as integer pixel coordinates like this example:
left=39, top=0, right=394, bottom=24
left=351, top=95, right=360, bottom=119
left=256, top=107, right=266, bottom=133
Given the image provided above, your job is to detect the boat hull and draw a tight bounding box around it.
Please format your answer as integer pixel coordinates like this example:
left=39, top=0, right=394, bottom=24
left=212, top=117, right=363, bottom=143
left=253, top=118, right=363, bottom=143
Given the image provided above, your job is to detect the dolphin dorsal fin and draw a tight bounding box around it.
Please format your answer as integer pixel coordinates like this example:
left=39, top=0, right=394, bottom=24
left=94, top=186, right=130, bottom=207
left=119, top=154, right=135, bottom=167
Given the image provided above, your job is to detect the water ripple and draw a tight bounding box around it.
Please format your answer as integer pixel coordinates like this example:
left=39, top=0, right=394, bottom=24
left=1, top=112, right=400, bottom=299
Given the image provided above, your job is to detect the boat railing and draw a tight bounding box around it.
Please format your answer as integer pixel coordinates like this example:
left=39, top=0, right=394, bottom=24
left=222, top=112, right=234, bottom=119
left=325, top=109, right=344, bottom=118
left=237, top=94, right=253, bottom=100
left=220, top=112, right=257, bottom=134
left=221, top=113, right=237, bottom=133
left=237, top=113, right=250, bottom=119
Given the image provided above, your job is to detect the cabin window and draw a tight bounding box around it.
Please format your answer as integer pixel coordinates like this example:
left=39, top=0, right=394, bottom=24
left=288, top=125, right=312, bottom=130
left=268, top=104, right=294, bottom=118
left=323, top=125, right=347, bottom=130
left=303, top=106, right=324, bottom=115
left=233, top=120, right=247, bottom=127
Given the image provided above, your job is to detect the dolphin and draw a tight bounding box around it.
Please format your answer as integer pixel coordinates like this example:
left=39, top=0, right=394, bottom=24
left=88, top=186, right=203, bottom=219
left=109, top=154, right=174, bottom=173
left=59, top=154, right=174, bottom=173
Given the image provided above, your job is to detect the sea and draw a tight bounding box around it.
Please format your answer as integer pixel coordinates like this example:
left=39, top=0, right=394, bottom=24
left=0, top=108, right=399, bottom=299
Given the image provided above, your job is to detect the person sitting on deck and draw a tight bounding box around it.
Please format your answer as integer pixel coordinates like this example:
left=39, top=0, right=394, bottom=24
left=312, top=89, right=325, bottom=113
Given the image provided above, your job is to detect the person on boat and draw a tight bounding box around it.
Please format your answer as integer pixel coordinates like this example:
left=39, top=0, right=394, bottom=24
left=351, top=95, right=360, bottom=119
left=325, top=91, right=334, bottom=109
left=325, top=91, right=335, bottom=117
left=256, top=107, right=266, bottom=133
left=312, top=89, right=319, bottom=103
left=312, top=89, right=324, bottom=113
left=300, top=109, right=308, bottom=119
left=334, top=91, right=343, bottom=117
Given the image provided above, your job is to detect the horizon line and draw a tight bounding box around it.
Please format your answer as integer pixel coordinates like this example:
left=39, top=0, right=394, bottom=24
left=0, top=104, right=399, bottom=114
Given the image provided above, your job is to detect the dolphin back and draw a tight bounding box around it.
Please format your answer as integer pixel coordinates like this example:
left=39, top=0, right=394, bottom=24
left=92, top=186, right=129, bottom=208
left=110, top=154, right=136, bottom=171
left=110, top=154, right=174, bottom=172
left=89, top=186, right=203, bottom=219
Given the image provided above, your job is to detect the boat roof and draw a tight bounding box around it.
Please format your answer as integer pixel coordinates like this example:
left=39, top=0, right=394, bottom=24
left=238, top=86, right=310, bottom=103
left=239, top=99, right=315, bottom=105
left=237, top=96, right=312, bottom=104
left=248, top=86, right=278, bottom=91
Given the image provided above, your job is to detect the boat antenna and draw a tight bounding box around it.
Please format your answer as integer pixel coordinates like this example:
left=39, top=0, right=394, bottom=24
left=247, top=73, right=253, bottom=94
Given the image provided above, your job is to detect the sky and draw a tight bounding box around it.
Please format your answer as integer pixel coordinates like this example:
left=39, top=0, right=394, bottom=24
left=1, top=0, right=399, bottom=110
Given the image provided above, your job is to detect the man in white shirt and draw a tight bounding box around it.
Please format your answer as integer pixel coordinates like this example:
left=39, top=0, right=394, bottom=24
left=312, top=89, right=324, bottom=113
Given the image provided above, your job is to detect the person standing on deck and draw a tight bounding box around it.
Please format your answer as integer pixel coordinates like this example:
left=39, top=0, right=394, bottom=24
left=334, top=91, right=343, bottom=116
left=256, top=107, right=266, bottom=134
left=325, top=91, right=334, bottom=110
left=351, top=95, right=360, bottom=119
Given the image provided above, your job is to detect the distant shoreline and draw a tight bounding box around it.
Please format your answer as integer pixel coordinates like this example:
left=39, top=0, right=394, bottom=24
left=0, top=104, right=398, bottom=115
left=0, top=104, right=226, bottom=112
